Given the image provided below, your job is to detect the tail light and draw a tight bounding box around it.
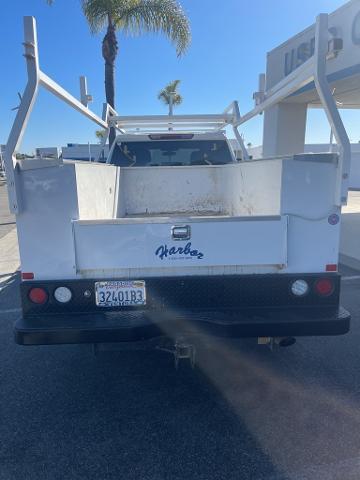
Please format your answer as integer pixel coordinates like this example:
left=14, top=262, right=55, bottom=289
left=291, top=279, right=309, bottom=297
left=22, top=272, right=34, bottom=280
left=326, top=264, right=338, bottom=272
left=28, top=287, right=48, bottom=304
left=314, top=278, right=334, bottom=297
left=54, top=286, right=72, bottom=303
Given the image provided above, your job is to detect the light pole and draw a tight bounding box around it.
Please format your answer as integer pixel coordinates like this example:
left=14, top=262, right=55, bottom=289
left=168, top=91, right=175, bottom=130
left=169, top=92, right=175, bottom=115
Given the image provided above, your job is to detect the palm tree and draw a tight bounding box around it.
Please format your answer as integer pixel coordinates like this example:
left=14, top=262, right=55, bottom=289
left=47, top=0, right=191, bottom=146
left=158, top=79, right=182, bottom=115
left=95, top=129, right=107, bottom=142
left=83, top=0, right=190, bottom=145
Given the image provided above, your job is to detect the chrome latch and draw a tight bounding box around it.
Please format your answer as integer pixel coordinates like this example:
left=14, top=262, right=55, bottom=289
left=171, top=225, right=191, bottom=241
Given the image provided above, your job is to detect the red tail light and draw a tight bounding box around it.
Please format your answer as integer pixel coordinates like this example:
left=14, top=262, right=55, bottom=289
left=22, top=272, right=34, bottom=280
left=314, top=279, right=334, bottom=297
left=28, top=287, right=48, bottom=304
left=326, top=264, right=337, bottom=272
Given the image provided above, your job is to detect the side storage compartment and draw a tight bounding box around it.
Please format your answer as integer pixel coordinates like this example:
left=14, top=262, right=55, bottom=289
left=280, top=154, right=341, bottom=273
left=16, top=163, right=79, bottom=280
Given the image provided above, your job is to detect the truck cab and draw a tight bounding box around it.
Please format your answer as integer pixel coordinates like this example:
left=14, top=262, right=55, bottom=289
left=108, top=132, right=237, bottom=168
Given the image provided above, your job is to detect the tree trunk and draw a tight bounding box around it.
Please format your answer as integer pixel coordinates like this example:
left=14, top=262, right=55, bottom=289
left=105, top=61, right=116, bottom=147
left=105, top=62, right=115, bottom=109
left=102, top=16, right=118, bottom=149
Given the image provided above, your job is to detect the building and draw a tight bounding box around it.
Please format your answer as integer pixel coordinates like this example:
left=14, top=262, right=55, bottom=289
left=34, top=144, right=109, bottom=162
left=61, top=144, right=108, bottom=162
left=35, top=147, right=60, bottom=159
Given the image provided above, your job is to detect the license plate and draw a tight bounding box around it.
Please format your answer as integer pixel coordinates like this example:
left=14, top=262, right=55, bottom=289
left=95, top=280, right=146, bottom=307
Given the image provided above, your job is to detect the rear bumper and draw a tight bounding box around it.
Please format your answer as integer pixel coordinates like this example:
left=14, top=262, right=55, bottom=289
left=15, top=307, right=351, bottom=346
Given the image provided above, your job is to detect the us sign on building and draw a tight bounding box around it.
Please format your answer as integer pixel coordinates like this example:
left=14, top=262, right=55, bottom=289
left=267, top=0, right=360, bottom=104
left=263, top=0, right=360, bottom=157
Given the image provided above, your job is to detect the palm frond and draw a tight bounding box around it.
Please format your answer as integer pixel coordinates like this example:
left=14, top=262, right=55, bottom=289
left=82, top=0, right=122, bottom=33
left=170, top=93, right=182, bottom=106
left=167, top=79, right=180, bottom=91
left=158, top=79, right=182, bottom=105
left=82, top=0, right=190, bottom=55
left=117, top=0, right=191, bottom=56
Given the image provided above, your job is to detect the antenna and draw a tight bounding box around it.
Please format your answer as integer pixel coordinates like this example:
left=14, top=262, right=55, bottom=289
left=11, top=92, right=23, bottom=111
left=80, top=76, right=93, bottom=107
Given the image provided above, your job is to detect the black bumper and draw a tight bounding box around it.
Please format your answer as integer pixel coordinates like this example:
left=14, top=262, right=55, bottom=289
left=15, top=307, right=350, bottom=346
left=16, top=274, right=350, bottom=345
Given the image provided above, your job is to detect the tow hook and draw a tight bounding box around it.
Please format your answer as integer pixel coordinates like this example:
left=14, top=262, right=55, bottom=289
left=258, top=336, right=296, bottom=350
left=158, top=337, right=196, bottom=369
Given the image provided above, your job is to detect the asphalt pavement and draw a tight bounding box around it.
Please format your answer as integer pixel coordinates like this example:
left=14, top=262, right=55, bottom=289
left=1, top=182, right=360, bottom=479
left=0, top=179, right=15, bottom=240
left=0, top=182, right=19, bottom=283
left=0, top=273, right=360, bottom=480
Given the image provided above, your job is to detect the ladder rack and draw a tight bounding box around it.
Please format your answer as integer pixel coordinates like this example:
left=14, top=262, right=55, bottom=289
left=111, top=113, right=236, bottom=134
left=3, top=12, right=351, bottom=214
left=107, top=102, right=249, bottom=160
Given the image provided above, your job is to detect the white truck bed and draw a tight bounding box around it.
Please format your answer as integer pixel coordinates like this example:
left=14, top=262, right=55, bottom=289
left=16, top=153, right=339, bottom=279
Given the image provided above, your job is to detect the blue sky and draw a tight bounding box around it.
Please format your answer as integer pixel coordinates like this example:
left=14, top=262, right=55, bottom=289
left=0, top=0, right=358, bottom=152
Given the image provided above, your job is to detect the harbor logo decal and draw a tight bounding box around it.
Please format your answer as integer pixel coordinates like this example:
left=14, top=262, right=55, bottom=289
left=155, top=242, right=204, bottom=261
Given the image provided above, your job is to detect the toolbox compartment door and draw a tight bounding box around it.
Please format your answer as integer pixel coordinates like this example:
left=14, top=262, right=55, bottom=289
left=73, top=216, right=288, bottom=272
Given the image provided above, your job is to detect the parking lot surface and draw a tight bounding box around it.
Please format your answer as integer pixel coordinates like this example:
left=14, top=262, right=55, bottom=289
left=1, top=183, right=360, bottom=479
left=0, top=179, right=15, bottom=240
left=0, top=274, right=360, bottom=480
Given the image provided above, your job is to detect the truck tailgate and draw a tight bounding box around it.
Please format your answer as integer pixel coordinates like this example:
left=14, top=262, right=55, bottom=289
left=72, top=216, right=287, bottom=272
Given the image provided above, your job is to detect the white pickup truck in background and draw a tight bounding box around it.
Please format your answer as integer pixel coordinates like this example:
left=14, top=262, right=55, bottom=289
left=3, top=14, right=352, bottom=351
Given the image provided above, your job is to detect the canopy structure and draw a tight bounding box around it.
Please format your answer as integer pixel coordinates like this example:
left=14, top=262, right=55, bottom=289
left=266, top=0, right=360, bottom=109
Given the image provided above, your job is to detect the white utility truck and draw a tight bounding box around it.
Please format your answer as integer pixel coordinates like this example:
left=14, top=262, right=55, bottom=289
left=4, top=8, right=355, bottom=351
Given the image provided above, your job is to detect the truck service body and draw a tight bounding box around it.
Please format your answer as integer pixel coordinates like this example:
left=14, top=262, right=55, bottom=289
left=4, top=7, right=356, bottom=347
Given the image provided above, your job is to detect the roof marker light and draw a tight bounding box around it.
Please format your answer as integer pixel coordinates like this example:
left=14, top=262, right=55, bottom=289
left=149, top=134, right=194, bottom=140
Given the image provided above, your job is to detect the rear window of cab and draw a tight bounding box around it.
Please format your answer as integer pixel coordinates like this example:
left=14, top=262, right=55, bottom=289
left=110, top=139, right=234, bottom=167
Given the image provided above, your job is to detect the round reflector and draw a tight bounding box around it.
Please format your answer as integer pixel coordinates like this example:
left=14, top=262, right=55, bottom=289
left=314, top=279, right=334, bottom=296
left=28, top=287, right=48, bottom=304
left=291, top=279, right=309, bottom=297
left=54, top=286, right=72, bottom=303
